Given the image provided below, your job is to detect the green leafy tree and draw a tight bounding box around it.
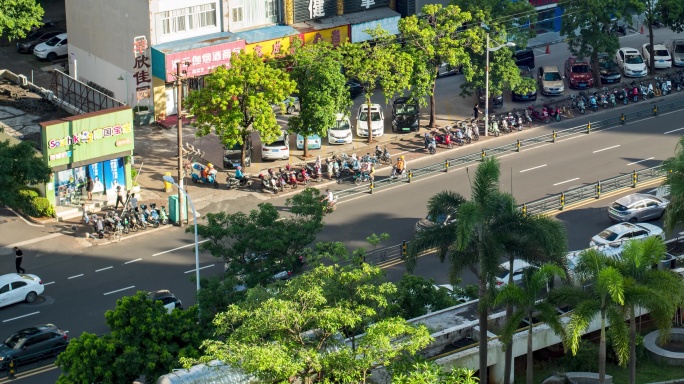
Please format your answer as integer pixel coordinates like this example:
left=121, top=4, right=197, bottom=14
left=0, top=140, right=52, bottom=207
left=287, top=41, right=351, bottom=157
left=194, top=188, right=326, bottom=288
left=185, top=51, right=296, bottom=167
left=187, top=263, right=432, bottom=384
left=392, top=360, right=478, bottom=384
left=385, top=274, right=457, bottom=320
left=656, top=0, right=684, bottom=32
left=0, top=0, right=44, bottom=40
left=340, top=26, right=413, bottom=143
left=559, top=0, right=637, bottom=87
left=57, top=292, right=203, bottom=383
left=608, top=237, right=684, bottom=384
left=195, top=274, right=246, bottom=326
left=406, top=157, right=566, bottom=384
left=550, top=248, right=629, bottom=384
left=495, top=265, right=567, bottom=384
left=451, top=0, right=536, bottom=100
left=398, top=4, right=478, bottom=128
left=663, top=135, right=684, bottom=234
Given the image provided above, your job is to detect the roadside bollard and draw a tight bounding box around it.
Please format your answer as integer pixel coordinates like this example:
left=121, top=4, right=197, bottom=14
left=369, top=182, right=374, bottom=194
left=516, top=139, right=521, bottom=152
left=522, top=204, right=527, bottom=217
left=552, top=130, right=557, bottom=143
left=586, top=122, right=591, bottom=134
left=596, top=181, right=601, bottom=199
left=481, top=149, right=486, bottom=161
left=620, top=114, right=625, bottom=125
left=402, top=240, right=407, bottom=259
left=8, top=359, right=15, bottom=379
left=444, top=159, right=449, bottom=172
left=560, top=193, right=565, bottom=211
left=632, top=170, right=638, bottom=188
left=408, top=170, right=413, bottom=183
left=653, top=105, right=658, bottom=116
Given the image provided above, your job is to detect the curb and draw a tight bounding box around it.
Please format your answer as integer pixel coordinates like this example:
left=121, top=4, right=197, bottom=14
left=86, top=222, right=175, bottom=246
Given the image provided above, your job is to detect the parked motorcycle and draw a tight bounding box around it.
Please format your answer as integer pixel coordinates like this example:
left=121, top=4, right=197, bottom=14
left=544, top=104, right=562, bottom=122
left=226, top=172, right=252, bottom=189
left=527, top=106, right=551, bottom=123
left=258, top=173, right=279, bottom=194
left=433, top=132, right=453, bottom=148
left=150, top=203, right=169, bottom=225
left=189, top=163, right=219, bottom=188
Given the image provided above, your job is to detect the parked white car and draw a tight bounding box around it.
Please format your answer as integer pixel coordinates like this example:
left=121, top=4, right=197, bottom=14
left=261, top=131, right=289, bottom=161
left=356, top=104, right=384, bottom=138
left=615, top=47, right=647, bottom=77
left=590, top=222, right=664, bottom=248
left=642, top=43, right=672, bottom=69
left=327, top=114, right=352, bottom=145
left=671, top=40, right=684, bottom=67
left=33, top=32, right=67, bottom=61
left=0, top=273, right=44, bottom=307
left=495, top=260, right=538, bottom=287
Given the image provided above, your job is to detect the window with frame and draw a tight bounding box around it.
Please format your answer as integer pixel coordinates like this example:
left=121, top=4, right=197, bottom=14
left=265, top=0, right=278, bottom=18
left=159, top=3, right=216, bottom=35
left=232, top=6, right=244, bottom=23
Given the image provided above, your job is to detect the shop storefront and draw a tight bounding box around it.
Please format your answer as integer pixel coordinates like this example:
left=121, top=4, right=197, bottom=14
left=234, top=25, right=299, bottom=58
left=150, top=32, right=246, bottom=119
left=40, top=106, right=135, bottom=208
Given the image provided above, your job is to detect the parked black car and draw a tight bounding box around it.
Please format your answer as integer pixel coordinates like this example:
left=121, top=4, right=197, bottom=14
left=346, top=80, right=364, bottom=99
left=514, top=48, right=535, bottom=69
left=0, top=324, right=68, bottom=369
left=477, top=88, right=504, bottom=108
left=511, top=66, right=538, bottom=101
left=391, top=97, right=420, bottom=132
left=223, top=136, right=252, bottom=168
left=593, top=53, right=622, bottom=84
left=15, top=28, right=64, bottom=53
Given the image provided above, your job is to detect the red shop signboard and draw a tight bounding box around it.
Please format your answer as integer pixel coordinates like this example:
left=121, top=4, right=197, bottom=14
left=164, top=39, right=246, bottom=82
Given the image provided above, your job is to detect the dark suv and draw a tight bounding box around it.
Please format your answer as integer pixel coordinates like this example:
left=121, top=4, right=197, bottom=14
left=391, top=97, right=420, bottom=132
left=0, top=324, right=68, bottom=369
left=15, top=28, right=64, bottom=53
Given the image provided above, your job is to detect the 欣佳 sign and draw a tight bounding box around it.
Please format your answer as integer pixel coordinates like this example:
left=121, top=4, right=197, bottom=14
left=164, top=40, right=246, bottom=82
left=48, top=122, right=133, bottom=149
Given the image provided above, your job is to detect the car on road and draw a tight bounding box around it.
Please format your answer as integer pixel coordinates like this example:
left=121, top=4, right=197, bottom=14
left=615, top=47, right=647, bottom=77
left=671, top=40, right=684, bottom=67
left=415, top=212, right=455, bottom=232
left=564, top=56, right=594, bottom=89
left=642, top=43, right=672, bottom=69
left=327, top=114, right=352, bottom=145
left=356, top=104, right=384, bottom=138
left=223, top=137, right=252, bottom=169
left=495, top=260, right=539, bottom=287
left=437, top=62, right=462, bottom=77
left=261, top=131, right=289, bottom=161
left=391, top=97, right=420, bottom=132
left=0, top=324, right=68, bottom=369
left=477, top=88, right=504, bottom=108
left=537, top=66, right=565, bottom=96
left=15, top=28, right=64, bottom=53
left=148, top=290, right=183, bottom=314
left=296, top=134, right=322, bottom=150
left=511, top=66, right=537, bottom=101
left=593, top=53, right=622, bottom=84
left=33, top=32, right=68, bottom=61
left=608, top=193, right=669, bottom=223
left=225, top=254, right=293, bottom=292
left=590, top=222, right=664, bottom=248
left=0, top=273, right=44, bottom=308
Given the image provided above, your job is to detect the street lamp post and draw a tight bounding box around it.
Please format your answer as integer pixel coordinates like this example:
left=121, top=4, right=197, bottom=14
left=484, top=34, right=515, bottom=137
left=162, top=175, right=201, bottom=304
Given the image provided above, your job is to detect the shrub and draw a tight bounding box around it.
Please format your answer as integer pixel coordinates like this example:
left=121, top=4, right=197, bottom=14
left=10, top=188, right=40, bottom=213
left=30, top=197, right=55, bottom=218
left=559, top=340, right=599, bottom=372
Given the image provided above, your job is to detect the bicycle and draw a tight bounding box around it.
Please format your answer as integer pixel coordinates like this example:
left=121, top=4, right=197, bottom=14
left=560, top=105, right=574, bottom=118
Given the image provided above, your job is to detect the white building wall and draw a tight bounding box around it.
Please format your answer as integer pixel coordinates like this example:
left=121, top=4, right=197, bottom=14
left=149, top=0, right=222, bottom=45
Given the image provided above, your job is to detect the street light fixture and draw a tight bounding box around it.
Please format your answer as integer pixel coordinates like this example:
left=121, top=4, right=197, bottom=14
left=117, top=73, right=129, bottom=105
left=484, top=35, right=515, bottom=136
left=162, top=175, right=201, bottom=305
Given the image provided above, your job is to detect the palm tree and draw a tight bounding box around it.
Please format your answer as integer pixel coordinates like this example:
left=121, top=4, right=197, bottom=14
left=550, top=248, right=628, bottom=384
left=663, top=135, right=684, bottom=234
left=607, top=237, right=684, bottom=384
left=406, top=157, right=567, bottom=383
left=495, top=264, right=566, bottom=384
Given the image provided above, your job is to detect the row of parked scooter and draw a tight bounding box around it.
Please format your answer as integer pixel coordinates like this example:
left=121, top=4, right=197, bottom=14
left=88, top=204, right=168, bottom=239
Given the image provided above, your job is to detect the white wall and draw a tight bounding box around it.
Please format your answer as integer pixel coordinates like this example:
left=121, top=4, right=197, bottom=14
left=149, top=0, right=221, bottom=45
left=67, top=45, right=133, bottom=106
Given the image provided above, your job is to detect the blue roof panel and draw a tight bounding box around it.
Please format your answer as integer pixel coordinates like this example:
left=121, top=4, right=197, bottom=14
left=233, top=25, right=299, bottom=44
left=152, top=32, right=243, bottom=54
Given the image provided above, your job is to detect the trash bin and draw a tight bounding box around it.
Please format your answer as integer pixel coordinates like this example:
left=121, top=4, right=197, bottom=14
left=658, top=254, right=676, bottom=271
left=163, top=172, right=173, bottom=193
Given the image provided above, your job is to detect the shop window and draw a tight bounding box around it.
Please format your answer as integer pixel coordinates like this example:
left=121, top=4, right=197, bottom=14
left=265, top=0, right=277, bottom=18
left=232, top=7, right=244, bottom=23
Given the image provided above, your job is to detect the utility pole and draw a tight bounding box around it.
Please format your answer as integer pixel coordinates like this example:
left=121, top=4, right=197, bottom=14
left=175, top=62, right=186, bottom=227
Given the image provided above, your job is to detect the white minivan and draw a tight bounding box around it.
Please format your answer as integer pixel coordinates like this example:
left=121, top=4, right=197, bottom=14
left=33, top=32, right=67, bottom=61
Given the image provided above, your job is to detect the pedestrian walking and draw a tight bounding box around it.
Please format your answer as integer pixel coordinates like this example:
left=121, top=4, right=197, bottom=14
left=130, top=193, right=139, bottom=211
left=86, top=176, right=94, bottom=201
left=114, top=186, right=125, bottom=209
left=473, top=104, right=482, bottom=120
left=13, top=247, right=25, bottom=274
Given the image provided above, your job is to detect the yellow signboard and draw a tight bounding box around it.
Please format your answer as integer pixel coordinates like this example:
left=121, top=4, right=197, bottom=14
left=299, top=25, right=349, bottom=47
left=244, top=36, right=294, bottom=58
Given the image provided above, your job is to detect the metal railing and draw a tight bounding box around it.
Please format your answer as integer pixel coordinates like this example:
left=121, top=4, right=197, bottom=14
left=334, top=98, right=684, bottom=201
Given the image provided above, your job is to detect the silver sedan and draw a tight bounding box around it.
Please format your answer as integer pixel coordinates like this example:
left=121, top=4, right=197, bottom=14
left=608, top=193, right=669, bottom=223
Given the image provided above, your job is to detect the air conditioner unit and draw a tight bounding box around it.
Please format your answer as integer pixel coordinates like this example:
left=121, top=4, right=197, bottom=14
left=45, top=90, right=54, bottom=101
left=17, top=75, right=28, bottom=87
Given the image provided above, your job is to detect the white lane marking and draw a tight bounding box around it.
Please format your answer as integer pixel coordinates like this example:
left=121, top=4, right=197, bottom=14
left=184, top=264, right=216, bottom=274
left=152, top=240, right=210, bottom=257
left=553, top=177, right=580, bottom=186
left=43, top=281, right=55, bottom=286
left=627, top=157, right=654, bottom=166
left=4, top=233, right=62, bottom=250
left=103, top=286, right=136, bottom=296
left=593, top=145, right=620, bottom=153
left=96, top=266, right=113, bottom=272
left=67, top=274, right=84, bottom=279
left=664, top=127, right=684, bottom=134
left=520, top=164, right=547, bottom=173
left=3, top=311, right=40, bottom=323
left=124, top=258, right=142, bottom=264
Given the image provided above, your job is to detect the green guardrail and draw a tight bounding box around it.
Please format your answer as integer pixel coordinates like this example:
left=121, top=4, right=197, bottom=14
left=334, top=98, right=684, bottom=201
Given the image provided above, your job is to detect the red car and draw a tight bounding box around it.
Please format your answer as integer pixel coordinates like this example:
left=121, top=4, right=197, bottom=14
left=564, top=57, right=594, bottom=89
